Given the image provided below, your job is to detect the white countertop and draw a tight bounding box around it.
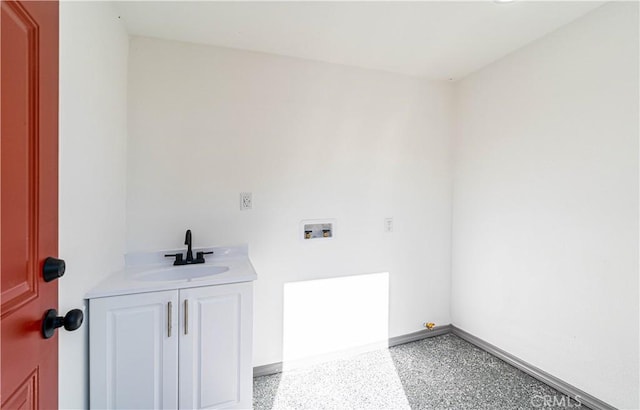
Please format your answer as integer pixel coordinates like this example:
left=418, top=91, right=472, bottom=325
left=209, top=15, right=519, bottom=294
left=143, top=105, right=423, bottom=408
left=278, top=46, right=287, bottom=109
left=86, top=244, right=257, bottom=299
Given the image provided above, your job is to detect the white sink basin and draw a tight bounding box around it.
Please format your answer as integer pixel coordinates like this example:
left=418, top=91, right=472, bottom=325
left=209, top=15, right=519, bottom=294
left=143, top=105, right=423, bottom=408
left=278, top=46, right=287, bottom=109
left=132, top=265, right=229, bottom=281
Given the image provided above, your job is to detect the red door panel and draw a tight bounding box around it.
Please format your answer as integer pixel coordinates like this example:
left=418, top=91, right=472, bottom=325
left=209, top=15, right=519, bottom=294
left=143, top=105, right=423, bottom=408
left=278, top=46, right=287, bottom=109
left=1, top=1, right=59, bottom=408
left=1, top=0, right=39, bottom=319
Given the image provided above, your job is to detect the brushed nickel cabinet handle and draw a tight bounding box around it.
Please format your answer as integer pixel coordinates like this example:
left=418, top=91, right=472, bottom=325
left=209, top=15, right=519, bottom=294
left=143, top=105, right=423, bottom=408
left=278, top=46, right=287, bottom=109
left=168, top=301, right=172, bottom=337
left=184, top=299, right=189, bottom=335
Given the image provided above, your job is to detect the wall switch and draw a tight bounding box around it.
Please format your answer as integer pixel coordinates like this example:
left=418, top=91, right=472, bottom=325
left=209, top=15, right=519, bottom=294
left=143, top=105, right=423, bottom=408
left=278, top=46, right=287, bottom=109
left=240, top=192, right=252, bottom=210
left=384, top=218, right=393, bottom=233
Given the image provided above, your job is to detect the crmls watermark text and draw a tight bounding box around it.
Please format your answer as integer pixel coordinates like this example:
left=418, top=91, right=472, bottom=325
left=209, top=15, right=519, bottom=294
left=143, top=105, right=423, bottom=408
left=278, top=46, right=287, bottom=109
left=530, top=394, right=582, bottom=408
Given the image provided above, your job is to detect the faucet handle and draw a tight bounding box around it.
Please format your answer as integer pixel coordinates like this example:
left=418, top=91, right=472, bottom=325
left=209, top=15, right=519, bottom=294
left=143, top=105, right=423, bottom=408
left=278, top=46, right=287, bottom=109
left=164, top=253, right=184, bottom=264
left=196, top=251, right=213, bottom=261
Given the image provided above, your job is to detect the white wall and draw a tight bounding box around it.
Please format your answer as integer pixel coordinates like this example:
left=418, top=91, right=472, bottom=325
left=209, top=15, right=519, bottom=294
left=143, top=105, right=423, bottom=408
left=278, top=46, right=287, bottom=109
left=59, top=2, right=128, bottom=408
left=451, top=3, right=639, bottom=409
left=127, top=37, right=453, bottom=366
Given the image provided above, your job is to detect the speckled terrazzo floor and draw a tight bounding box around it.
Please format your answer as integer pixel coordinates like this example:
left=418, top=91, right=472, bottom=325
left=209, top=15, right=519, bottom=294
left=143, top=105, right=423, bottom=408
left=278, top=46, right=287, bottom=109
left=253, top=334, right=585, bottom=410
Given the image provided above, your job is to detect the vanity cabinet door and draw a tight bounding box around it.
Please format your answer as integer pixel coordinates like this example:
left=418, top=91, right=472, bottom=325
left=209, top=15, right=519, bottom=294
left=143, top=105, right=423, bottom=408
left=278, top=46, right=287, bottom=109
left=179, top=282, right=253, bottom=409
left=89, top=290, right=179, bottom=409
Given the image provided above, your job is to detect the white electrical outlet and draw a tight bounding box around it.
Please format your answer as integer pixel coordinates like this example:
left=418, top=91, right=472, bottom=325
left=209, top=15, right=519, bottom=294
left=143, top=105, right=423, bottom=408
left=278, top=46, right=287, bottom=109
left=384, top=217, right=393, bottom=233
left=240, top=192, right=252, bottom=210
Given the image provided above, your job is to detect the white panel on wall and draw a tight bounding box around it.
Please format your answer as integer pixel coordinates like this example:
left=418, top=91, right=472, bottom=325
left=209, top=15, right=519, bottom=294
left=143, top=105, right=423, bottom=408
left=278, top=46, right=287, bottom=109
left=282, top=272, right=389, bottom=367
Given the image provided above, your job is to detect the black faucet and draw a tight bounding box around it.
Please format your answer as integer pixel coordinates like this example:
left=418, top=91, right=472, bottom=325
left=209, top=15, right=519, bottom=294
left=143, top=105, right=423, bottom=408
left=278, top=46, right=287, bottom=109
left=185, top=229, right=194, bottom=263
left=165, top=229, right=213, bottom=266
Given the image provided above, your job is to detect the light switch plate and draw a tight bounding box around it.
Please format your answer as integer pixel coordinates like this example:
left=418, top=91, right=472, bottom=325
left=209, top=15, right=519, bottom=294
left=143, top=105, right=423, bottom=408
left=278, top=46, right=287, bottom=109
left=384, top=218, right=393, bottom=233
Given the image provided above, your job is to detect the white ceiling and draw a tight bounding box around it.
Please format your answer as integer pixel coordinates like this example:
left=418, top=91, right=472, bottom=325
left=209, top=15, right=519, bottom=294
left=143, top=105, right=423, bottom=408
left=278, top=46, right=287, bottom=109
left=114, top=1, right=605, bottom=80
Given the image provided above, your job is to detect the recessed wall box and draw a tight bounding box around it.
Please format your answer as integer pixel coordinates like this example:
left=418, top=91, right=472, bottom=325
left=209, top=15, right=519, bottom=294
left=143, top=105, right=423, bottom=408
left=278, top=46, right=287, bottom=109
left=300, top=219, right=336, bottom=241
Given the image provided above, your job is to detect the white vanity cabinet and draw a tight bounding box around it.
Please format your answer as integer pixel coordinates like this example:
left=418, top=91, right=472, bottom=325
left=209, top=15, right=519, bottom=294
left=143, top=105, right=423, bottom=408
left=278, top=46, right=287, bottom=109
left=89, top=282, right=253, bottom=410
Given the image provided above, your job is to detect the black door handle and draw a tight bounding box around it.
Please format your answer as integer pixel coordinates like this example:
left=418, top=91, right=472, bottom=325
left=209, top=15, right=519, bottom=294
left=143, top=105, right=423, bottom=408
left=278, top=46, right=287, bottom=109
left=43, top=257, right=65, bottom=282
left=42, top=308, right=83, bottom=339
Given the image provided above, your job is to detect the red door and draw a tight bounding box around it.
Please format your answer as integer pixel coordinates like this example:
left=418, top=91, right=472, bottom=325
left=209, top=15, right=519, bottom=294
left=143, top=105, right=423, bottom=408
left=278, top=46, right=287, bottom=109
left=1, top=1, right=60, bottom=408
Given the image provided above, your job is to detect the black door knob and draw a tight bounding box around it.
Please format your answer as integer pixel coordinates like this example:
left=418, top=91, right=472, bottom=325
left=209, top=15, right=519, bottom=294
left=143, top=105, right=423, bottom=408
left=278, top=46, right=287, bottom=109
left=42, top=308, right=83, bottom=339
left=43, top=257, right=65, bottom=282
